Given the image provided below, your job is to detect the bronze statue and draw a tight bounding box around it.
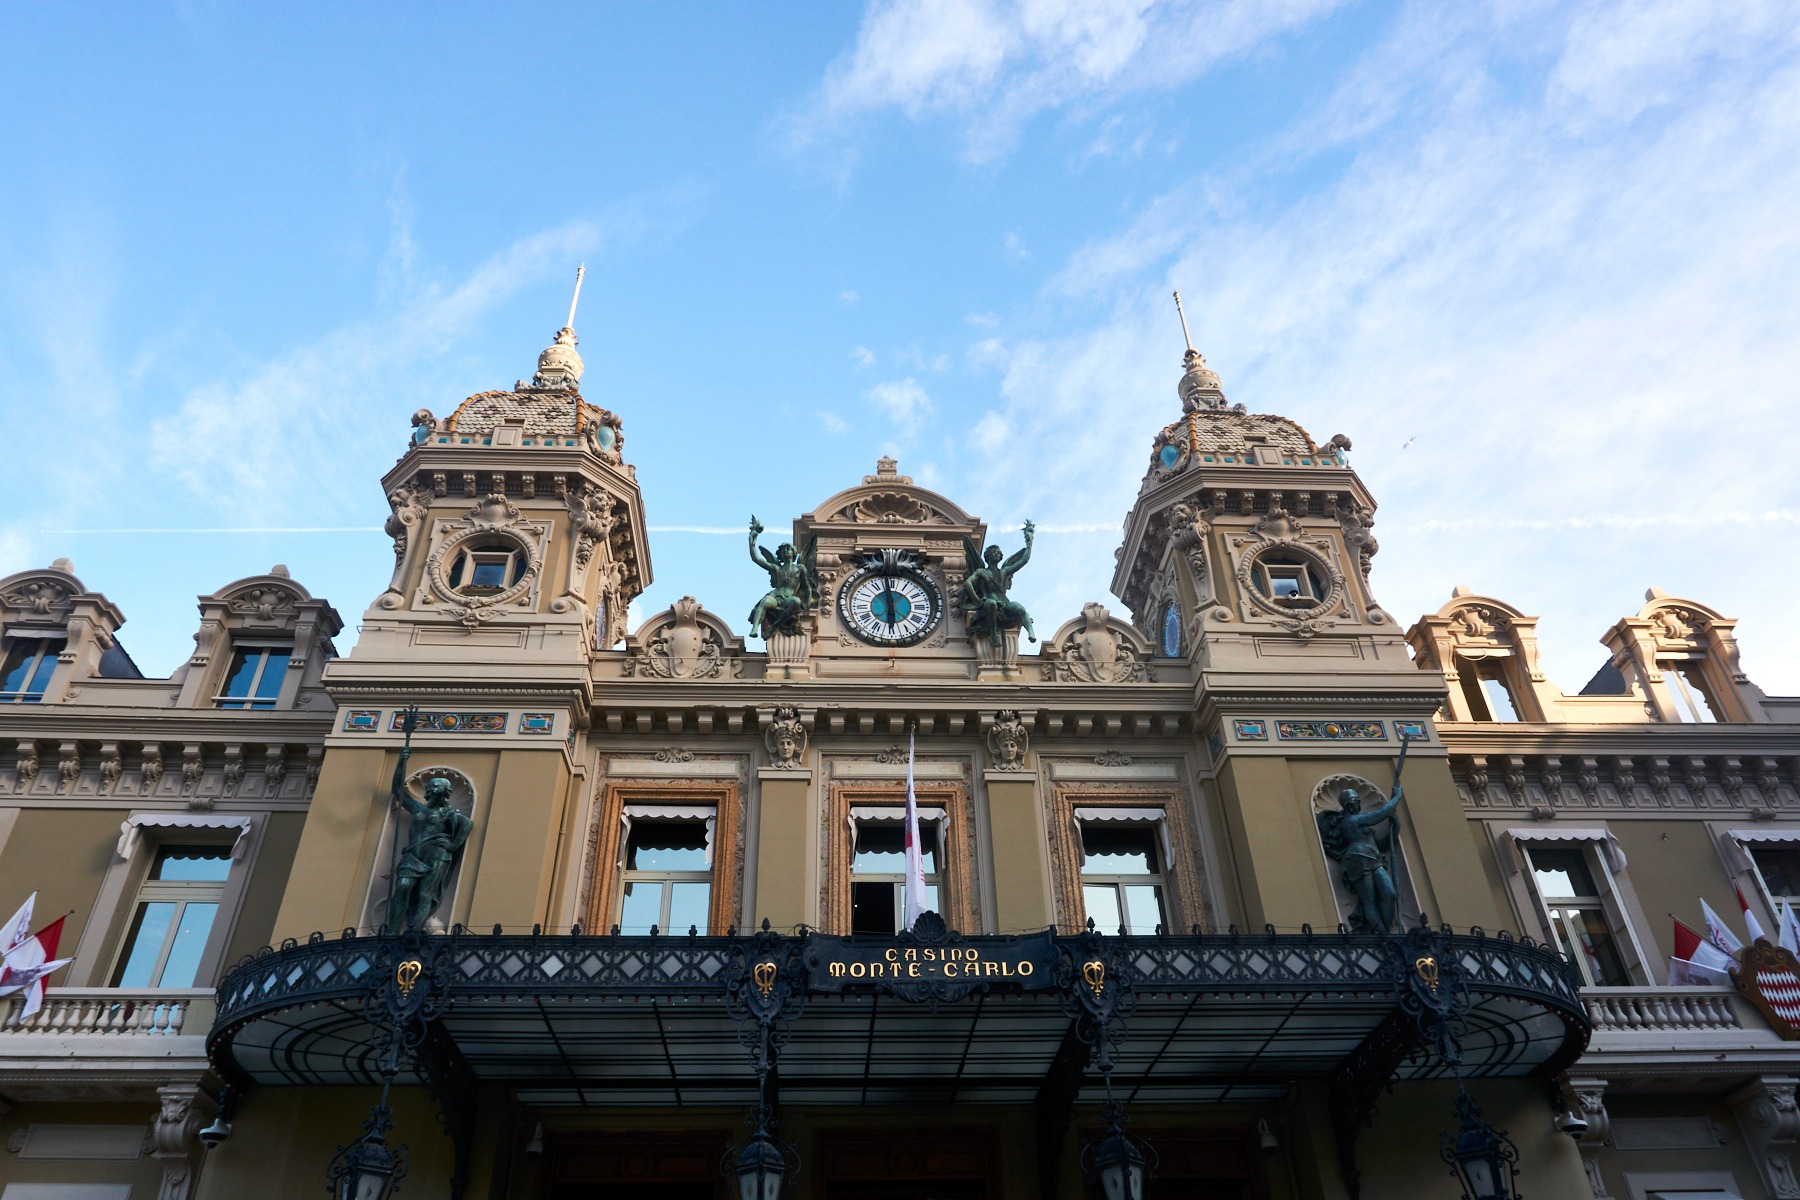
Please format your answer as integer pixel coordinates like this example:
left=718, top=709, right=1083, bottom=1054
left=1317, top=735, right=1411, bottom=934
left=387, top=707, right=473, bottom=931
left=746, top=516, right=819, bottom=640
left=959, top=521, right=1036, bottom=645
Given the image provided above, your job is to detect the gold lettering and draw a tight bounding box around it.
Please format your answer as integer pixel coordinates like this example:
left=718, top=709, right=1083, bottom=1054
left=885, top=948, right=898, bottom=963
left=905, top=948, right=918, bottom=962
left=944, top=962, right=958, bottom=978
left=851, top=962, right=866, bottom=978
left=909, top=962, right=920, bottom=977
left=1000, top=961, right=1014, bottom=977
left=830, top=962, right=846, bottom=978
left=966, top=949, right=980, bottom=963
left=1018, top=961, right=1034, bottom=977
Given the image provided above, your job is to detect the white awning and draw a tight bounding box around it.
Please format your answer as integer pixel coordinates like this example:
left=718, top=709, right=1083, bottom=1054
left=1072, top=807, right=1173, bottom=872
left=1501, top=826, right=1627, bottom=875
left=116, top=814, right=255, bottom=862
left=1720, top=827, right=1800, bottom=874
left=619, top=804, right=717, bottom=868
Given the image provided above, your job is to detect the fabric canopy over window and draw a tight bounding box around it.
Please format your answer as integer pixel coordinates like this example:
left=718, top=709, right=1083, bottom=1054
left=116, top=814, right=255, bottom=861
left=619, top=804, right=717, bottom=868
left=1721, top=828, right=1800, bottom=874
left=1501, top=826, right=1627, bottom=875
left=1073, top=807, right=1172, bottom=870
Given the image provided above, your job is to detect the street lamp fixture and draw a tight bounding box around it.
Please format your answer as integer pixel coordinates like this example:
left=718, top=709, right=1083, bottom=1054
left=1440, top=1089, right=1518, bottom=1200
left=327, top=1093, right=409, bottom=1200
left=1082, top=1099, right=1156, bottom=1200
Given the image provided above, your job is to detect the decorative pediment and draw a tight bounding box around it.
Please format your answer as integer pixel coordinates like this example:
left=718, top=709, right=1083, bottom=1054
left=1045, top=603, right=1154, bottom=683
left=217, top=576, right=312, bottom=628
left=624, top=597, right=744, bottom=679
left=1638, top=595, right=1726, bottom=653
left=806, top=460, right=979, bottom=532
left=0, top=568, right=79, bottom=626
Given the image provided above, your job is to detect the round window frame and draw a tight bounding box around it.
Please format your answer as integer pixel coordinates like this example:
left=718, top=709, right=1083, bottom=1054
left=1237, top=544, right=1343, bottom=620
left=426, top=526, right=542, bottom=613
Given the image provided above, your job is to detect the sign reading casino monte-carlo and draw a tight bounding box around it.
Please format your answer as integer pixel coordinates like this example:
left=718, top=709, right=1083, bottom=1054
left=804, top=919, right=1058, bottom=1001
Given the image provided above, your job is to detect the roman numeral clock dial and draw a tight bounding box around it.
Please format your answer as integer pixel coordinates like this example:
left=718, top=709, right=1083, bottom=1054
left=837, top=556, right=944, bottom=647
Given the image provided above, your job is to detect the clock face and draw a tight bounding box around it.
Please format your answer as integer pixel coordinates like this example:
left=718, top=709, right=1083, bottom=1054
left=838, top=560, right=944, bottom=647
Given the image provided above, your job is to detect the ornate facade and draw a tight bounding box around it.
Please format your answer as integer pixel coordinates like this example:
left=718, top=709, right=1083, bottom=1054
left=0, top=316, right=1793, bottom=1200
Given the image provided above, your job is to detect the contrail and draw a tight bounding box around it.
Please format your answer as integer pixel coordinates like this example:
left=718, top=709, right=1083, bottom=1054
left=40, top=527, right=377, bottom=535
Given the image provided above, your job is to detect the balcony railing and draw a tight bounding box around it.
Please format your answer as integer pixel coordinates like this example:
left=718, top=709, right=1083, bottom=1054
left=0, top=988, right=213, bottom=1035
left=1584, top=985, right=1742, bottom=1033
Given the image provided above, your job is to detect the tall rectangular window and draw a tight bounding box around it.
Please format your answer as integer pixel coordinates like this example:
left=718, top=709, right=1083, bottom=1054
left=111, top=845, right=232, bottom=988
left=1662, top=661, right=1720, bottom=722
left=0, top=637, right=64, bottom=703
left=1526, top=846, right=1630, bottom=987
left=216, top=645, right=291, bottom=709
left=1457, top=660, right=1520, bottom=722
left=616, top=819, right=712, bottom=935
left=1080, top=823, right=1167, bottom=936
left=850, top=818, right=940, bottom=935
left=1750, top=844, right=1800, bottom=908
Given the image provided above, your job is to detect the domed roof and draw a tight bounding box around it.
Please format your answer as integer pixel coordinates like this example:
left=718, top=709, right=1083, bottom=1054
left=445, top=389, right=617, bottom=442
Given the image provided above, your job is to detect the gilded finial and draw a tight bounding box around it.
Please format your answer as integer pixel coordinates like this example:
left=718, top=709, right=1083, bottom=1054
left=1172, top=289, right=1225, bottom=412
left=531, top=265, right=588, bottom=390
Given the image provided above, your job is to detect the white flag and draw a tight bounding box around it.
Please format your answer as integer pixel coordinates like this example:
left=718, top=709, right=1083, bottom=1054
left=1739, top=883, right=1771, bottom=944
left=1781, top=901, right=1800, bottom=954
left=901, top=729, right=928, bottom=932
left=0, top=893, right=34, bottom=958
left=1667, top=955, right=1731, bottom=986
left=1700, top=898, right=1745, bottom=955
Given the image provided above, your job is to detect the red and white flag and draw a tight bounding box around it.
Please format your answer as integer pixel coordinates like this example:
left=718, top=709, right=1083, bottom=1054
left=901, top=729, right=928, bottom=932
left=1668, top=955, right=1731, bottom=986
left=1700, top=898, right=1745, bottom=956
left=0, top=915, right=70, bottom=1019
left=1738, top=883, right=1771, bottom=945
left=1674, top=918, right=1735, bottom=976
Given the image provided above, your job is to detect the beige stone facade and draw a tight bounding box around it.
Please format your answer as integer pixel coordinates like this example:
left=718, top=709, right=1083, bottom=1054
left=0, top=324, right=1792, bottom=1200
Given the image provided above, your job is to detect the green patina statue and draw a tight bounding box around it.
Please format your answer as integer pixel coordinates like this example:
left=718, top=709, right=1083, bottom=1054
left=960, top=521, right=1037, bottom=645
left=388, top=706, right=474, bottom=931
left=1316, top=735, right=1411, bottom=934
left=746, top=516, right=819, bottom=640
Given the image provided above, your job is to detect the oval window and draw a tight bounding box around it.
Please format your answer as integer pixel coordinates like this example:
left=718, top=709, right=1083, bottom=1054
left=1160, top=601, right=1181, bottom=656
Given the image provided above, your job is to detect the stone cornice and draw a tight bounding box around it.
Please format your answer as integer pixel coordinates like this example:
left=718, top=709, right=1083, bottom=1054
left=1439, top=724, right=1800, bottom=756
left=0, top=710, right=333, bottom=742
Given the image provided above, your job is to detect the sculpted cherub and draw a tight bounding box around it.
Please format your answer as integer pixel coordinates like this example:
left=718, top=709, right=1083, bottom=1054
left=959, top=521, right=1036, bottom=645
left=746, top=516, right=820, bottom=640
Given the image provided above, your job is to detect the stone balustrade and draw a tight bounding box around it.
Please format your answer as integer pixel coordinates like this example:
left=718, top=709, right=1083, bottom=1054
left=0, top=988, right=213, bottom=1035
left=1584, top=985, right=1741, bottom=1033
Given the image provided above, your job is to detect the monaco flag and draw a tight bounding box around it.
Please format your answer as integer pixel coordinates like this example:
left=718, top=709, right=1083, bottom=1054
left=901, top=729, right=928, bottom=932
left=0, top=903, right=72, bottom=1020
left=1671, top=918, right=1734, bottom=984
left=1739, top=883, right=1771, bottom=944
left=1700, top=898, right=1745, bottom=956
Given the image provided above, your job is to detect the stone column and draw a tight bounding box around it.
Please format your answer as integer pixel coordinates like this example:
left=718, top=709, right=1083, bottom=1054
left=151, top=1081, right=217, bottom=1200
left=1566, top=1077, right=1612, bottom=1199
left=1730, top=1075, right=1800, bottom=1199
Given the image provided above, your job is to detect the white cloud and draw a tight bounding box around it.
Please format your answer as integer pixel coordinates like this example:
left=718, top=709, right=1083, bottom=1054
left=790, top=0, right=1348, bottom=161
left=839, top=289, right=860, bottom=306
left=971, top=410, right=1011, bottom=451
left=867, top=376, right=936, bottom=434
left=851, top=344, right=878, bottom=367
left=1004, top=230, right=1031, bottom=261
left=820, top=411, right=851, bottom=434
left=966, top=310, right=1001, bottom=328
left=957, top=0, right=1800, bottom=689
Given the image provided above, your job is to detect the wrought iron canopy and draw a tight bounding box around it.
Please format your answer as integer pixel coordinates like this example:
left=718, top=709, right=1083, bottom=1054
left=208, top=924, right=1588, bottom=1108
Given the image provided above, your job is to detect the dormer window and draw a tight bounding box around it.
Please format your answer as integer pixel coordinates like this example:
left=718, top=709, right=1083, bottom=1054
left=217, top=645, right=290, bottom=710
left=1661, top=659, right=1720, bottom=722
left=447, top=541, right=527, bottom=596
left=1252, top=554, right=1326, bottom=607
left=0, top=636, right=64, bottom=703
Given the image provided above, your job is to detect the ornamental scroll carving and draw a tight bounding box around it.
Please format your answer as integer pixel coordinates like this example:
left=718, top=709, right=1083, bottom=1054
left=625, top=597, right=743, bottom=679
left=1046, top=603, right=1153, bottom=683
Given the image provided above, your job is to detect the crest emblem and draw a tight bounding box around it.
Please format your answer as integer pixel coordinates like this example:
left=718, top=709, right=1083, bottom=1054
left=1415, top=955, right=1439, bottom=994
left=1082, top=959, right=1106, bottom=996
left=396, top=959, right=423, bottom=997
left=753, top=960, right=777, bottom=999
left=1735, top=940, right=1800, bottom=1039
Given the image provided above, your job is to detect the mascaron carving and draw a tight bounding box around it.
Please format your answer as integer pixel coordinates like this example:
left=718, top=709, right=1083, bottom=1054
left=988, top=711, right=1030, bottom=771
left=765, top=706, right=808, bottom=769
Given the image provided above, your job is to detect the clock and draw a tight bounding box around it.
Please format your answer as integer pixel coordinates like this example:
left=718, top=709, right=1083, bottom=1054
left=837, top=555, right=944, bottom=647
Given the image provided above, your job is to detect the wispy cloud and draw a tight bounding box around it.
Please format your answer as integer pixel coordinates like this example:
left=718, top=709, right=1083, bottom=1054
left=785, top=0, right=1347, bottom=162
left=957, top=0, right=1800, bottom=687
left=867, top=376, right=936, bottom=435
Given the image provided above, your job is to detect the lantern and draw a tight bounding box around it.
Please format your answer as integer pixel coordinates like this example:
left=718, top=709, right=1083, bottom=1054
left=1440, top=1091, right=1518, bottom=1200
left=327, top=1103, right=408, bottom=1200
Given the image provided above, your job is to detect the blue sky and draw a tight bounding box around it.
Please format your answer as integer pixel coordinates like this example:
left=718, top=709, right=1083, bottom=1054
left=3, top=1, right=1797, bottom=692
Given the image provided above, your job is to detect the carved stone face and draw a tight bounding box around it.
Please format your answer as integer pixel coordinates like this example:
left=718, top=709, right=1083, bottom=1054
left=424, top=777, right=454, bottom=807
left=774, top=731, right=798, bottom=763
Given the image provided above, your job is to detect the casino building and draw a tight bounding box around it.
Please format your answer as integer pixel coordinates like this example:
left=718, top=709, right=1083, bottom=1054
left=0, top=309, right=1796, bottom=1200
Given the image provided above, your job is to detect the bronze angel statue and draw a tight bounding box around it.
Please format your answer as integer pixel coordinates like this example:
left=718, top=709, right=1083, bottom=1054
left=747, top=516, right=819, bottom=640
left=959, top=520, right=1036, bottom=645
left=1316, top=735, right=1411, bottom=934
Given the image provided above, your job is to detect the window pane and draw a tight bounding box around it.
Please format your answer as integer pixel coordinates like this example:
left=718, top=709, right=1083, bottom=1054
left=1668, top=664, right=1719, bottom=722
left=1123, top=885, right=1165, bottom=935
left=2, top=639, right=64, bottom=699
left=221, top=650, right=261, bottom=699
left=853, top=823, right=905, bottom=873
left=114, top=902, right=176, bottom=987
left=253, top=652, right=289, bottom=699
left=851, top=880, right=896, bottom=935
left=922, top=883, right=939, bottom=916
left=151, top=845, right=233, bottom=882
left=667, top=882, right=711, bottom=936
left=1530, top=847, right=1599, bottom=899
left=159, top=903, right=218, bottom=988
left=1083, top=885, right=1123, bottom=936
left=1081, top=826, right=1158, bottom=875
left=0, top=645, right=35, bottom=695
left=1480, top=676, right=1520, bottom=722
left=626, top=821, right=708, bottom=871
left=471, top=561, right=508, bottom=588
left=1556, top=905, right=1630, bottom=987
left=1753, top=846, right=1800, bottom=900
left=618, top=881, right=664, bottom=934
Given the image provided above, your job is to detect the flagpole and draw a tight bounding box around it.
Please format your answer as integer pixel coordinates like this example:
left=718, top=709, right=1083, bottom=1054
left=902, top=719, right=926, bottom=933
